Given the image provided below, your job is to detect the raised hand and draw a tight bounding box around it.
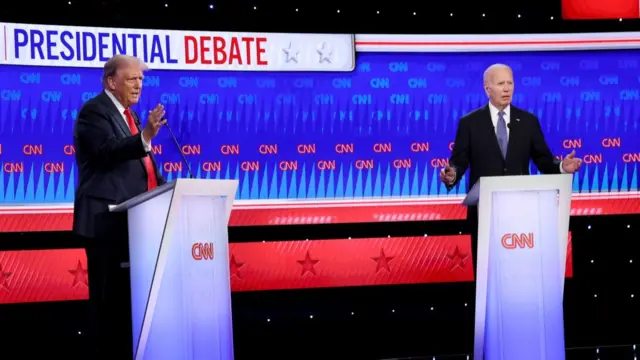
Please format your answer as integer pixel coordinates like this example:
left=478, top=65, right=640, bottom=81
left=142, top=104, right=167, bottom=142
left=561, top=150, right=582, bottom=173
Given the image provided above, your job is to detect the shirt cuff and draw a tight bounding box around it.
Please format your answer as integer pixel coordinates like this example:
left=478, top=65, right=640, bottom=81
left=559, top=161, right=566, bottom=174
left=449, top=167, right=457, bottom=185
left=141, top=133, right=152, bottom=152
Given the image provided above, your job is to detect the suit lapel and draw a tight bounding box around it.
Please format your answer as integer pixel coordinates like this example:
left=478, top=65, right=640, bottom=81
left=481, top=105, right=506, bottom=163
left=131, top=110, right=161, bottom=179
left=131, top=110, right=155, bottom=171
left=97, top=91, right=132, bottom=138
left=100, top=93, right=152, bottom=175
left=505, top=107, right=521, bottom=162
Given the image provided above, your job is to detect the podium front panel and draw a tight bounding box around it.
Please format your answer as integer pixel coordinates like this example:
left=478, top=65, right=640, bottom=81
left=132, top=195, right=234, bottom=360
left=479, top=189, right=566, bottom=360
left=127, top=189, right=173, bottom=355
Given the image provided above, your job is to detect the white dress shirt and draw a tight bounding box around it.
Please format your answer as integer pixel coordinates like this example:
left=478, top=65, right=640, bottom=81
left=104, top=90, right=152, bottom=152
left=488, top=102, right=511, bottom=138
left=487, top=102, right=564, bottom=173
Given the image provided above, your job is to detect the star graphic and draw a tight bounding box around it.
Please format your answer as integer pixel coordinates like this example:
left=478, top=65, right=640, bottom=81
left=297, top=251, right=319, bottom=276
left=447, top=246, right=469, bottom=272
left=0, top=264, right=12, bottom=291
left=230, top=254, right=245, bottom=280
left=372, top=248, right=394, bottom=272
left=282, top=42, right=299, bottom=63
left=317, top=42, right=332, bottom=64
left=68, top=260, right=88, bottom=287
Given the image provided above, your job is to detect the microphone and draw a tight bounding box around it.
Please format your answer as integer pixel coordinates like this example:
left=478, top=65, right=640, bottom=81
left=163, top=119, right=195, bottom=179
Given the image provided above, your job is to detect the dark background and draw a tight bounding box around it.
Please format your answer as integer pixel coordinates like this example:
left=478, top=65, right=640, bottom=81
left=2, top=0, right=640, bottom=34
left=1, top=1, right=639, bottom=358
left=0, top=214, right=638, bottom=359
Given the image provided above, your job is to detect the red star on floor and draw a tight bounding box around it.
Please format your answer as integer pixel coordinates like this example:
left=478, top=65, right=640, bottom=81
left=297, top=251, right=319, bottom=276
left=372, top=248, right=394, bottom=272
left=447, top=246, right=469, bottom=272
left=230, top=254, right=245, bottom=279
left=0, top=264, right=12, bottom=291
left=68, top=260, right=88, bottom=287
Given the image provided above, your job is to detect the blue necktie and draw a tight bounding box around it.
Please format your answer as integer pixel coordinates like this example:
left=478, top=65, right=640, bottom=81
left=497, top=111, right=508, bottom=159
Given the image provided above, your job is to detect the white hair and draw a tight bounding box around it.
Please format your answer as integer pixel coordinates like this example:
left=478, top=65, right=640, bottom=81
left=483, top=63, right=513, bottom=85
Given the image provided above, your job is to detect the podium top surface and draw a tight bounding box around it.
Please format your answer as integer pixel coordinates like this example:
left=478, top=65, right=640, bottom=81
left=109, top=180, right=177, bottom=212
left=462, top=174, right=573, bottom=206
left=109, top=178, right=239, bottom=212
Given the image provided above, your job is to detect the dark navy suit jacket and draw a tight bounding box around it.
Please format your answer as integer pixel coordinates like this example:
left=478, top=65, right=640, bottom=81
left=447, top=103, right=561, bottom=193
left=72, top=91, right=166, bottom=239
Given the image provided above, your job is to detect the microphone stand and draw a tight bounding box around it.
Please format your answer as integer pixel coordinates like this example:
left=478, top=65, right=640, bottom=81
left=164, top=121, right=195, bottom=179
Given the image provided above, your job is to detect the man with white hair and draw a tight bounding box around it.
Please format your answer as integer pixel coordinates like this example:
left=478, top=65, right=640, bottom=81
left=72, top=54, right=167, bottom=358
left=442, top=63, right=582, bottom=190
left=440, top=63, right=582, bottom=350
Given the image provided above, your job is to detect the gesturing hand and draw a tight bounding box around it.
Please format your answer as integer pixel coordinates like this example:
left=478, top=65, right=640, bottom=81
left=440, top=164, right=456, bottom=185
left=142, top=104, right=167, bottom=143
left=561, top=150, right=582, bottom=173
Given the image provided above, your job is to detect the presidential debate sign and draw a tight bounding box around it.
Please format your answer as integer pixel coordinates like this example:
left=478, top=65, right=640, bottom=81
left=0, top=22, right=355, bottom=71
left=0, top=24, right=638, bottom=206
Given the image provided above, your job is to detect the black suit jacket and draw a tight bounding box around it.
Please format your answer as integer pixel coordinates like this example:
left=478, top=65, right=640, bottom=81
left=448, top=104, right=560, bottom=193
left=72, top=91, right=166, bottom=239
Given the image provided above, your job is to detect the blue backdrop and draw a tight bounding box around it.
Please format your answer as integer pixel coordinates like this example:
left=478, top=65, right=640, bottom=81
left=0, top=51, right=638, bottom=203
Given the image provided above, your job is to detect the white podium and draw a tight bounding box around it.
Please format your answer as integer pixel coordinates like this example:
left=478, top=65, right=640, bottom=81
left=110, top=178, right=239, bottom=360
left=464, top=174, right=573, bottom=360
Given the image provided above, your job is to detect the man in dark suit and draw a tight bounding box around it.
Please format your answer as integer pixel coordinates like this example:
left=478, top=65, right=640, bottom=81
left=441, top=63, right=582, bottom=265
left=73, top=54, right=167, bottom=359
left=440, top=63, right=582, bottom=350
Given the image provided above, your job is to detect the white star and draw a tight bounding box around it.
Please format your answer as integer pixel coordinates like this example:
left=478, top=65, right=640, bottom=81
left=317, top=42, right=332, bottom=64
left=282, top=42, right=299, bottom=63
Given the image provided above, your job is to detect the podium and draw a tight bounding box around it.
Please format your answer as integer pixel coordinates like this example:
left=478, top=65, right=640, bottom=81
left=463, top=174, right=573, bottom=360
left=110, top=178, right=239, bottom=360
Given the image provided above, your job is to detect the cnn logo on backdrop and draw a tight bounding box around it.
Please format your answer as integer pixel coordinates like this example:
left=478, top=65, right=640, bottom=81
left=501, top=233, right=534, bottom=249
left=192, top=242, right=214, bottom=260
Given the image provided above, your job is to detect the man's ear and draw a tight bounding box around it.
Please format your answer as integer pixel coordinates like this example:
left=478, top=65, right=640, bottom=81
left=107, top=77, right=116, bottom=91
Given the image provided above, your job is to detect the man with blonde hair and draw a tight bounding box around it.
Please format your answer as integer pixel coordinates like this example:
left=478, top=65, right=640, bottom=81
left=73, top=54, right=167, bottom=358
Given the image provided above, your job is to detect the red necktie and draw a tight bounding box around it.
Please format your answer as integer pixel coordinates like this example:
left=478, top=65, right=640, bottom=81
left=124, top=108, right=158, bottom=191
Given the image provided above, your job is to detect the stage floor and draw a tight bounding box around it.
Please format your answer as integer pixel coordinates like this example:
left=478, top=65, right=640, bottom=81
left=1, top=296, right=637, bottom=360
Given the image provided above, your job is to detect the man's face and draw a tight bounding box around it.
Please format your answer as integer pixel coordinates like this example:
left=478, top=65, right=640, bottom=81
left=484, top=67, right=514, bottom=108
left=110, top=64, right=143, bottom=108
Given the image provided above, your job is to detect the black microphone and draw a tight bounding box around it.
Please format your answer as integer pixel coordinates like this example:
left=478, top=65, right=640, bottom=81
left=163, top=119, right=195, bottom=179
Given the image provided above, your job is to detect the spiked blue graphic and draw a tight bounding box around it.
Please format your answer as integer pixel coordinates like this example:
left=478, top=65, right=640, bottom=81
left=0, top=51, right=638, bottom=204
left=335, top=164, right=344, bottom=198
left=591, top=165, right=600, bottom=192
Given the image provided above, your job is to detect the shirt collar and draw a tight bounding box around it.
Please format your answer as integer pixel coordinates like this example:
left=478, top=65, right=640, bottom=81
left=104, top=90, right=126, bottom=115
left=488, top=102, right=510, bottom=118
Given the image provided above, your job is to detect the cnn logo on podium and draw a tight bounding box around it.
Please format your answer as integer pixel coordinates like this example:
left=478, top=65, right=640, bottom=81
left=501, top=233, right=534, bottom=249
left=192, top=242, right=215, bottom=260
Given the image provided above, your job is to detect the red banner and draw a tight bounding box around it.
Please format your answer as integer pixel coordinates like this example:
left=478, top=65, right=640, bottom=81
left=0, top=249, right=88, bottom=304
left=229, top=236, right=475, bottom=291
left=562, top=0, right=639, bottom=19
left=0, top=193, right=637, bottom=231
left=0, top=235, right=573, bottom=304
